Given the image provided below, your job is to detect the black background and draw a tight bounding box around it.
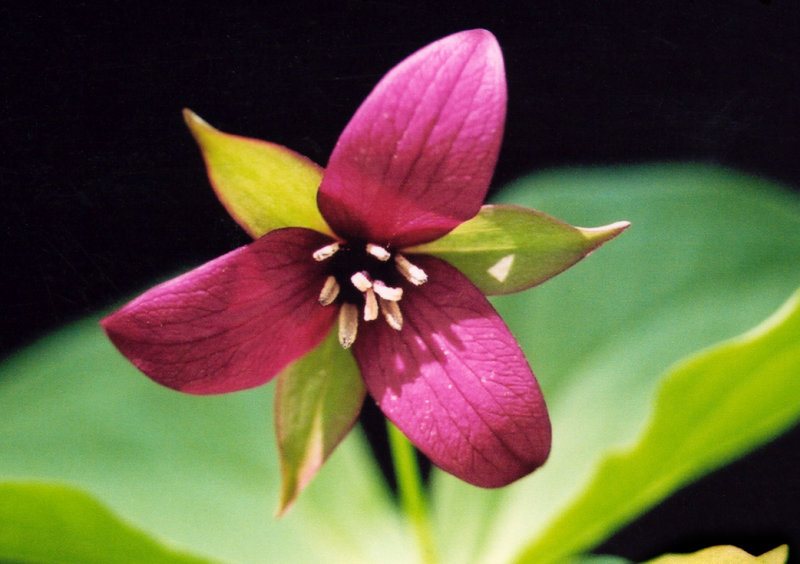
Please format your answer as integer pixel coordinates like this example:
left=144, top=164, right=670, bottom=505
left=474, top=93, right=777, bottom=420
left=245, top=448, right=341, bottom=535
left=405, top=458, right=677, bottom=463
left=2, top=2, right=799, bottom=561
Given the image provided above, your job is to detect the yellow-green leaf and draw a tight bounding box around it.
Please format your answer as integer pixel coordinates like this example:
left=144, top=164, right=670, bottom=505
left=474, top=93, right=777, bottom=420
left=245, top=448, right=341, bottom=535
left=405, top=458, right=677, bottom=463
left=512, top=287, right=800, bottom=564
left=275, top=328, right=365, bottom=515
left=407, top=204, right=629, bottom=295
left=645, top=544, right=788, bottom=564
left=0, top=482, right=219, bottom=564
left=183, top=109, right=332, bottom=238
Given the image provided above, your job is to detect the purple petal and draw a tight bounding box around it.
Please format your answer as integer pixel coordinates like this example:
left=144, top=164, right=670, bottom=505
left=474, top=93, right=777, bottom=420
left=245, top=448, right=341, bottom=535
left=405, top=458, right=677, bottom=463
left=102, top=228, right=337, bottom=394
left=317, top=29, right=507, bottom=248
left=353, top=255, right=550, bottom=487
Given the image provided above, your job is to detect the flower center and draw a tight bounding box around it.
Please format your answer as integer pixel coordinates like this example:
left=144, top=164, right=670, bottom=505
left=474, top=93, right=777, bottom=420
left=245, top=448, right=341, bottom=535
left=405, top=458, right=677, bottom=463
left=312, top=241, right=427, bottom=348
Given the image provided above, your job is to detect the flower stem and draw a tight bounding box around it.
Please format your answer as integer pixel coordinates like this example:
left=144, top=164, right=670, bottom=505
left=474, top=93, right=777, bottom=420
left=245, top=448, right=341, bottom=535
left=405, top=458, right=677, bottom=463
left=387, top=421, right=437, bottom=564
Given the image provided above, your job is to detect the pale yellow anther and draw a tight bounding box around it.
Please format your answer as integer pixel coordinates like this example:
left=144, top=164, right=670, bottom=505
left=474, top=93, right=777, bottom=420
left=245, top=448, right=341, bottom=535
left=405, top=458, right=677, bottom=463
left=338, top=303, right=359, bottom=349
left=395, top=254, right=428, bottom=286
left=366, top=243, right=391, bottom=261
left=350, top=271, right=372, bottom=292
left=312, top=242, right=340, bottom=262
left=379, top=297, right=403, bottom=331
left=363, top=288, right=379, bottom=321
left=373, top=280, right=403, bottom=301
left=318, top=275, right=340, bottom=306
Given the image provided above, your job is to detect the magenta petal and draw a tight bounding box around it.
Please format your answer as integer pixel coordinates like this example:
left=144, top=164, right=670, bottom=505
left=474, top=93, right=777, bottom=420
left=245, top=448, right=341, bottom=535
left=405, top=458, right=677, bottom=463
left=353, top=256, right=550, bottom=487
left=317, top=29, right=507, bottom=248
left=101, top=228, right=337, bottom=394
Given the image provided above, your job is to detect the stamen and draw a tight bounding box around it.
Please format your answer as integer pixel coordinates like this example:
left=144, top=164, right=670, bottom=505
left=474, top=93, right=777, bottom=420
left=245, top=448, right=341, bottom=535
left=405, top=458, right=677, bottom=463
left=318, top=275, right=340, bottom=306
left=312, top=242, right=340, bottom=262
left=395, top=254, right=428, bottom=286
left=350, top=271, right=372, bottom=292
left=379, top=297, right=403, bottom=331
left=363, top=288, right=379, bottom=321
left=366, top=243, right=391, bottom=261
left=373, top=280, right=403, bottom=301
left=338, top=303, right=359, bottom=349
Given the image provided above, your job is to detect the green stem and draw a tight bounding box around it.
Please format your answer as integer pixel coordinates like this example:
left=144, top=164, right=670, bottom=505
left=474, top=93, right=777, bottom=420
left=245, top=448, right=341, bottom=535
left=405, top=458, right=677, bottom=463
left=387, top=421, right=437, bottom=564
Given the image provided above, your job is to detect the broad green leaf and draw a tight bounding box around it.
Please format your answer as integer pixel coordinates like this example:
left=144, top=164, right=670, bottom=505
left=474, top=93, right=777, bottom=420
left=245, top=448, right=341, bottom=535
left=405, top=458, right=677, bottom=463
left=514, top=287, right=800, bottom=563
left=275, top=327, right=365, bottom=515
left=4, top=164, right=799, bottom=564
left=0, top=315, right=412, bottom=564
left=183, top=109, right=332, bottom=238
left=429, top=164, right=800, bottom=564
left=645, top=544, right=788, bottom=564
left=0, top=481, right=218, bottom=564
left=407, top=204, right=629, bottom=295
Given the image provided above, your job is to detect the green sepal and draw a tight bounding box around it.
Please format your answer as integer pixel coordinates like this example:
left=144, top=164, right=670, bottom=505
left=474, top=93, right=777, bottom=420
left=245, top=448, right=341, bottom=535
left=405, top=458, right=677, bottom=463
left=406, top=204, right=629, bottom=295
left=645, top=544, right=788, bottom=564
left=183, top=109, right=333, bottom=238
left=0, top=481, right=219, bottom=564
left=274, top=327, right=365, bottom=516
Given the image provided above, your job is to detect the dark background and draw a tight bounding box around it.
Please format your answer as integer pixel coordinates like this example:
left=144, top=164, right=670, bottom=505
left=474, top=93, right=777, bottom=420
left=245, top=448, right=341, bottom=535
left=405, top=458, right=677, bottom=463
left=2, top=2, right=799, bottom=561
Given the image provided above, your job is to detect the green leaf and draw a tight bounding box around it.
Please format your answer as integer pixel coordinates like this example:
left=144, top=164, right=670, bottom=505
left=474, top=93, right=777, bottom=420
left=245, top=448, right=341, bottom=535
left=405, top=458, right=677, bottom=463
left=566, top=557, right=632, bottom=564
left=4, top=164, right=799, bottom=564
left=513, top=287, right=800, bottom=563
left=0, top=315, right=412, bottom=564
left=429, top=164, right=800, bottom=564
left=275, top=327, right=366, bottom=515
left=407, top=204, right=629, bottom=295
left=645, top=544, right=788, bottom=564
left=0, top=481, right=219, bottom=564
left=183, top=109, right=332, bottom=238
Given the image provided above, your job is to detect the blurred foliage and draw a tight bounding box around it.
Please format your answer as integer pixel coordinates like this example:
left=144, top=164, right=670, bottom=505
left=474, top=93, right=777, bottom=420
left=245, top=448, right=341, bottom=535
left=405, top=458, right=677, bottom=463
left=1, top=164, right=799, bottom=563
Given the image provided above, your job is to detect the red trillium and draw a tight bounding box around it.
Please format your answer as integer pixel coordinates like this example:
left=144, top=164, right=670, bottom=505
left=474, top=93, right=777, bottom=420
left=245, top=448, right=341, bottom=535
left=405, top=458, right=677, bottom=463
left=103, top=30, right=626, bottom=503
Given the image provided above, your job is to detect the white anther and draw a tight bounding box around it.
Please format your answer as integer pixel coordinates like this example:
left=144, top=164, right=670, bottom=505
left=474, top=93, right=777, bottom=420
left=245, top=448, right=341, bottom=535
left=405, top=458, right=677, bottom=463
left=366, top=243, right=391, bottom=261
left=312, top=242, right=341, bottom=262
left=350, top=271, right=372, bottom=292
left=379, top=297, right=403, bottom=331
left=318, top=276, right=340, bottom=306
left=338, top=303, right=359, bottom=349
left=363, top=288, right=379, bottom=321
left=373, top=280, right=403, bottom=301
left=395, top=254, right=428, bottom=286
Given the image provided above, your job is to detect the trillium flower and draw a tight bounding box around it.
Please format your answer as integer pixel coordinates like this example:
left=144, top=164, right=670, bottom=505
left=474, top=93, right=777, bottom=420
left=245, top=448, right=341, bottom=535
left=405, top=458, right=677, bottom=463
left=102, top=29, right=628, bottom=511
